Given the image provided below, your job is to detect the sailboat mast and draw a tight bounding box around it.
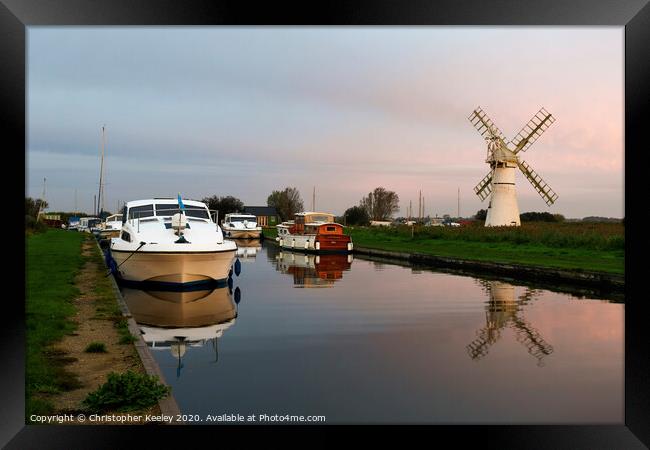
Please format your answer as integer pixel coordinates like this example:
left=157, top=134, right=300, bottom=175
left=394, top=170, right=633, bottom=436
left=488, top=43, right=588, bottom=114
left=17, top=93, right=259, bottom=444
left=97, top=125, right=105, bottom=216
left=37, top=177, right=46, bottom=222
left=312, top=186, right=315, bottom=211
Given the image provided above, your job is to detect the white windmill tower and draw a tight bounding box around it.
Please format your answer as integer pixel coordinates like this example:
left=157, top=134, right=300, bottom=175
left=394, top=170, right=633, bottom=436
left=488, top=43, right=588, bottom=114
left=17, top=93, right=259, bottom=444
left=468, top=107, right=559, bottom=227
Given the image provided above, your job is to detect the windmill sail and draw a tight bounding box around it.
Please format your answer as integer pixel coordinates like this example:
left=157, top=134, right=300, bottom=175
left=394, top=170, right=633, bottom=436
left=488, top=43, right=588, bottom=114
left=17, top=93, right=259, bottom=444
left=473, top=170, right=493, bottom=201
left=468, top=107, right=507, bottom=142
left=510, top=107, right=555, bottom=154
left=511, top=317, right=554, bottom=364
left=517, top=160, right=559, bottom=206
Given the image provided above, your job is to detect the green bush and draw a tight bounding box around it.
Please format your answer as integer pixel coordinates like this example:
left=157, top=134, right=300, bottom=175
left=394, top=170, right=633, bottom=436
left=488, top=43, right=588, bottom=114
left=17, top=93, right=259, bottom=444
left=118, top=334, right=137, bottom=345
left=82, top=370, right=170, bottom=413
left=85, top=342, right=107, bottom=353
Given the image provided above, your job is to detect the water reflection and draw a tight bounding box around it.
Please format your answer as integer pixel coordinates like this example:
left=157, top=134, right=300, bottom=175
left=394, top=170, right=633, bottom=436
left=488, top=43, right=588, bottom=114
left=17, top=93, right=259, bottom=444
left=121, top=284, right=241, bottom=377
left=271, top=249, right=353, bottom=287
left=230, top=238, right=261, bottom=261
left=467, top=280, right=554, bottom=366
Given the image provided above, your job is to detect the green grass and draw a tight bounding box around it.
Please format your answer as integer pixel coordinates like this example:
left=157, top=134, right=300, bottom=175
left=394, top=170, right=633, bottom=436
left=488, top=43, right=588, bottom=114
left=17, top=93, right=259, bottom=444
left=114, top=317, right=137, bottom=345
left=85, top=342, right=108, bottom=353
left=262, top=221, right=623, bottom=273
left=82, top=370, right=170, bottom=413
left=348, top=223, right=624, bottom=274
left=26, top=229, right=86, bottom=418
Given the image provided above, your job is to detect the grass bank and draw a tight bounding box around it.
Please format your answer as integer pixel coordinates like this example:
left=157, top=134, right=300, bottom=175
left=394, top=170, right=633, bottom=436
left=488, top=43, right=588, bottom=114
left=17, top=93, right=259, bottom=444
left=26, top=229, right=170, bottom=421
left=348, top=223, right=624, bottom=274
left=26, top=229, right=86, bottom=416
left=262, top=223, right=623, bottom=274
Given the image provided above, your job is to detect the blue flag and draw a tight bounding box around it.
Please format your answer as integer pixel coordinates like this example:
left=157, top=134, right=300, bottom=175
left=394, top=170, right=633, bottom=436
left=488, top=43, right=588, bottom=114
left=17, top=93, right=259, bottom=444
left=177, top=193, right=185, bottom=211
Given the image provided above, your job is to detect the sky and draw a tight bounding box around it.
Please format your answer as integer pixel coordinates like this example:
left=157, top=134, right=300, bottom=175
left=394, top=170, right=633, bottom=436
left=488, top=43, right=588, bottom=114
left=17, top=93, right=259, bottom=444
left=26, top=27, right=624, bottom=218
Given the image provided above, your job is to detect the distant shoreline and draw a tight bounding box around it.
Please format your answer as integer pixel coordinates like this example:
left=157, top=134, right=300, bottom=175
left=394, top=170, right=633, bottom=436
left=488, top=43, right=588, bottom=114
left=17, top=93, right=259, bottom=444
left=353, top=246, right=624, bottom=297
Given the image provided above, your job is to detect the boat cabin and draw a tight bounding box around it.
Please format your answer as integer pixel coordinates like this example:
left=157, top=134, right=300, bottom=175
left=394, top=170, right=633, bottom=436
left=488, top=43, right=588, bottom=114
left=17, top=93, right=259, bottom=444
left=294, top=212, right=335, bottom=234
left=304, top=222, right=345, bottom=235
left=121, top=199, right=212, bottom=224
left=223, top=213, right=257, bottom=225
left=105, top=213, right=123, bottom=224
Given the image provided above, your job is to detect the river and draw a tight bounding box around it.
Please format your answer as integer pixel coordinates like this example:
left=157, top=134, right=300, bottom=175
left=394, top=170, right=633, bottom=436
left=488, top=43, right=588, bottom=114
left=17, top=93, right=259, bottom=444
left=120, top=240, right=623, bottom=424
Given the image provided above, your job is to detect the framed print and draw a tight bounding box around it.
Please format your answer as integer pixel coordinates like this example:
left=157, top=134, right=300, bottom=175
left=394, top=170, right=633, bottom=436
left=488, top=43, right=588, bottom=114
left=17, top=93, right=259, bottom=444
left=7, top=0, right=649, bottom=447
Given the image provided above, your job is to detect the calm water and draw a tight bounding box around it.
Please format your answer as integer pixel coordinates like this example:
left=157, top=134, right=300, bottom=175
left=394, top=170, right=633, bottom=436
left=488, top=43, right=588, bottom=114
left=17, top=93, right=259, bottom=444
left=120, top=241, right=623, bottom=424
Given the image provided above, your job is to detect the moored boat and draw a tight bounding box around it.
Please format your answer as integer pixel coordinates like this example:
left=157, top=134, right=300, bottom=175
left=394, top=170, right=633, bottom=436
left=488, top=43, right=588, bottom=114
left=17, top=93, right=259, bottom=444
left=109, top=196, right=237, bottom=287
left=98, top=213, right=123, bottom=239
left=221, top=213, right=262, bottom=239
left=275, top=212, right=353, bottom=253
left=79, top=216, right=102, bottom=233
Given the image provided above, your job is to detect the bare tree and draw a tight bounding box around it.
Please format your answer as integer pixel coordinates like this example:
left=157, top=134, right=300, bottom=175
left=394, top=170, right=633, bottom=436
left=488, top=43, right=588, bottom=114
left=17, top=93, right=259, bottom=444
left=360, top=187, right=399, bottom=221
left=25, top=197, right=48, bottom=219
left=267, top=187, right=304, bottom=221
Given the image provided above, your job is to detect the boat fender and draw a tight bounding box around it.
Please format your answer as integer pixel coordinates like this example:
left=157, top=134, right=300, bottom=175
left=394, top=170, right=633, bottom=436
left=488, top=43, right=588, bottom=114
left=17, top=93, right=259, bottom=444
left=291, top=239, right=295, bottom=248
left=279, top=239, right=283, bottom=247
left=347, top=242, right=353, bottom=251
left=304, top=241, right=309, bottom=250
left=315, top=241, right=320, bottom=250
left=228, top=276, right=233, bottom=291
left=234, top=258, right=241, bottom=276
left=234, top=286, right=241, bottom=304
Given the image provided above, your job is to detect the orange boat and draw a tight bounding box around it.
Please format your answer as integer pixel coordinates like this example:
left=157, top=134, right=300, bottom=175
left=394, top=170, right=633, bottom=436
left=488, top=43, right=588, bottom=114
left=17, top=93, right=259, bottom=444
left=276, top=212, right=353, bottom=253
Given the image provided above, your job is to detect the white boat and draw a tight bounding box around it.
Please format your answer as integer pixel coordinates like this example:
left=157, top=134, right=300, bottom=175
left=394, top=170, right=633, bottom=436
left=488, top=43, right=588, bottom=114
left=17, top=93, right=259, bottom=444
left=221, top=212, right=262, bottom=239
left=98, top=213, right=123, bottom=239
left=79, top=216, right=102, bottom=233
left=109, top=197, right=237, bottom=286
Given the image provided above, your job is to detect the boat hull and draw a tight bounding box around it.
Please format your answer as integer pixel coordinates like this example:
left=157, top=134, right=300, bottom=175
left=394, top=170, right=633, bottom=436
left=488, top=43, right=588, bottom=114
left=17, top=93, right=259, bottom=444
left=223, top=229, right=262, bottom=239
left=99, top=229, right=121, bottom=239
left=277, top=234, right=353, bottom=254
left=110, top=249, right=236, bottom=285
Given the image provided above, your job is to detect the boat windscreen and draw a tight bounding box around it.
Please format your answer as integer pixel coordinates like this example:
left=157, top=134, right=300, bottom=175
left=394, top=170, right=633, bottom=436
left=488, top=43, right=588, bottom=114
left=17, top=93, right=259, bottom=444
left=185, top=207, right=210, bottom=219
left=228, top=216, right=256, bottom=222
left=154, top=203, right=180, bottom=216
left=128, top=204, right=154, bottom=220
left=154, top=204, right=209, bottom=219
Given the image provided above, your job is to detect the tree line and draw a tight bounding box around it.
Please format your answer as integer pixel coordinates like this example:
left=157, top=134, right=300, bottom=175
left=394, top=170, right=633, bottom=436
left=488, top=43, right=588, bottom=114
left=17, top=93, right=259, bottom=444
left=204, top=186, right=400, bottom=225
left=474, top=209, right=566, bottom=222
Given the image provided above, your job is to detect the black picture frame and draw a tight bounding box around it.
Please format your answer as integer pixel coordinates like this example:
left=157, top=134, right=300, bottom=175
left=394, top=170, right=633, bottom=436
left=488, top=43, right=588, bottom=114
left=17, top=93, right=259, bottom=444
left=6, top=0, right=648, bottom=447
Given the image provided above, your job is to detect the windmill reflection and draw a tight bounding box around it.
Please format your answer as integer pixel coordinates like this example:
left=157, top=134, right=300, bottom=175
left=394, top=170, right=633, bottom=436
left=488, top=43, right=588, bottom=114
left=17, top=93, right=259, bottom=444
left=467, top=280, right=553, bottom=366
left=273, top=250, right=353, bottom=287
left=121, top=284, right=241, bottom=377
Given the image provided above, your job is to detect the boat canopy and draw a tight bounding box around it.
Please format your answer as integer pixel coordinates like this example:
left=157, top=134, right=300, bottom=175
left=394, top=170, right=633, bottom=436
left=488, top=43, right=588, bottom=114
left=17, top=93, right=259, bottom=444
left=295, top=212, right=335, bottom=224
left=225, top=213, right=257, bottom=222
left=124, top=199, right=211, bottom=221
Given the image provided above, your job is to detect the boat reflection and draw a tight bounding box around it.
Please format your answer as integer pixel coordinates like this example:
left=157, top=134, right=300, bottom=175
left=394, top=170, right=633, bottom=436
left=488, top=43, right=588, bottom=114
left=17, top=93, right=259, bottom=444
left=121, top=284, right=241, bottom=377
left=230, top=238, right=261, bottom=261
left=271, top=249, right=353, bottom=288
left=466, top=280, right=554, bottom=366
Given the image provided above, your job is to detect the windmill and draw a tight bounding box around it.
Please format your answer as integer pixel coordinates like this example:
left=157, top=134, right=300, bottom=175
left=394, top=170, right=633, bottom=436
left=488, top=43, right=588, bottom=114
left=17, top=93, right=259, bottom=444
left=468, top=107, right=559, bottom=227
